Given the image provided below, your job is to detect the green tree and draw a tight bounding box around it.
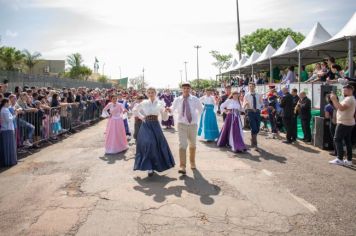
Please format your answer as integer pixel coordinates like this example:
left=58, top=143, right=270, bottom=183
left=0, top=46, right=24, bottom=71
left=210, top=50, right=233, bottom=74
left=66, top=53, right=83, bottom=68
left=98, top=75, right=109, bottom=83
left=66, top=53, right=92, bottom=80
left=22, top=49, right=42, bottom=74
left=236, top=28, right=305, bottom=56
left=189, top=79, right=216, bottom=90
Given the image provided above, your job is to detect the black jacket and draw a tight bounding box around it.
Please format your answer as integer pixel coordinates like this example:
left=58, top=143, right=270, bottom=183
left=280, top=93, right=294, bottom=118
left=299, top=97, right=312, bottom=120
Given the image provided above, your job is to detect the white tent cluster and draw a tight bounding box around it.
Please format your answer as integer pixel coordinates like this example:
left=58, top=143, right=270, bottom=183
left=223, top=12, right=356, bottom=79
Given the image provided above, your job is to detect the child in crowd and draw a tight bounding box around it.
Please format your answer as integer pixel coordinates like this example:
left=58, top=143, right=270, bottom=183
left=132, top=95, right=145, bottom=141
left=52, top=110, right=62, bottom=135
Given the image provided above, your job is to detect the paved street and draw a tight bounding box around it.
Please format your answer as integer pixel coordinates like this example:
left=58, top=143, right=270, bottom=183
left=0, top=117, right=355, bottom=236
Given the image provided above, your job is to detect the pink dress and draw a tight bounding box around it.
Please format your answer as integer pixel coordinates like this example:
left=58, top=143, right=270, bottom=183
left=103, top=102, right=128, bottom=154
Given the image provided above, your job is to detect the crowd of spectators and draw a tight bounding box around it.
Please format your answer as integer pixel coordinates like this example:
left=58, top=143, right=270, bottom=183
left=0, top=81, right=148, bottom=168
left=227, top=57, right=355, bottom=86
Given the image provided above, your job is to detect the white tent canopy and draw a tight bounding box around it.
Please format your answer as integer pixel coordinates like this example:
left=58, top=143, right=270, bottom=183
left=217, top=11, right=356, bottom=79
left=255, top=44, right=276, bottom=64
left=222, top=57, right=238, bottom=74
left=268, top=22, right=332, bottom=67
left=273, top=36, right=298, bottom=57
left=238, top=51, right=261, bottom=71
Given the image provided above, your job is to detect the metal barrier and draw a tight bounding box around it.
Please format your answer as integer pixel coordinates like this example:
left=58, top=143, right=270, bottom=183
left=14, top=99, right=104, bottom=153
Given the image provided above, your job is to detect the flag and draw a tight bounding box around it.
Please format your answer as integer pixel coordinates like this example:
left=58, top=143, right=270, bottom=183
left=118, top=77, right=128, bottom=89
left=95, top=57, right=99, bottom=63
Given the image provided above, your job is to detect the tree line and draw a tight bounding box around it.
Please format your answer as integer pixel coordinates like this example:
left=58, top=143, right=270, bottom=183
left=0, top=45, right=107, bottom=81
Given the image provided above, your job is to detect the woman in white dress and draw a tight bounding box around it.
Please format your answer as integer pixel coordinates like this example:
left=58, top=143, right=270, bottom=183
left=217, top=91, right=247, bottom=152
left=133, top=87, right=175, bottom=177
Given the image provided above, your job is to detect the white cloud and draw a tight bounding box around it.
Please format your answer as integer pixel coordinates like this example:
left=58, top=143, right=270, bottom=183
left=5, top=30, right=18, bottom=38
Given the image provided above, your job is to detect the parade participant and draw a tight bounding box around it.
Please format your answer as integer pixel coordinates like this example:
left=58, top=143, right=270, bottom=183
left=132, top=95, right=145, bottom=140
left=217, top=91, right=247, bottom=152
left=243, top=82, right=263, bottom=151
left=0, top=98, right=18, bottom=167
left=134, top=87, right=175, bottom=177
left=297, top=92, right=312, bottom=142
left=159, top=89, right=174, bottom=129
left=102, top=95, right=129, bottom=154
left=266, top=85, right=278, bottom=139
left=291, top=88, right=299, bottom=141
left=117, top=93, right=131, bottom=137
left=219, top=85, right=232, bottom=121
left=169, top=82, right=203, bottom=175
left=198, top=88, right=219, bottom=141
left=280, top=87, right=295, bottom=144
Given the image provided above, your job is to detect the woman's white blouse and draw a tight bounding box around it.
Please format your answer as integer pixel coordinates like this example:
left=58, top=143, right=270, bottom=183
left=134, top=99, right=168, bottom=121
left=220, top=99, right=242, bottom=111
left=199, top=95, right=216, bottom=105
left=0, top=107, right=15, bottom=131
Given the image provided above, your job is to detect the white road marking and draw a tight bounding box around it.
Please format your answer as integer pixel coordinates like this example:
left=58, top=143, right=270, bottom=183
left=287, top=190, right=318, bottom=213
left=262, top=169, right=273, bottom=176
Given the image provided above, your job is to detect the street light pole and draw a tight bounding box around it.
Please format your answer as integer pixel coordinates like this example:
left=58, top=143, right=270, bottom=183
left=194, top=45, right=201, bottom=89
left=102, top=63, right=106, bottom=76
left=119, top=66, right=122, bottom=79
left=180, top=70, right=183, bottom=85
left=236, top=0, right=242, bottom=60
left=184, top=61, right=188, bottom=82
left=142, top=67, right=145, bottom=89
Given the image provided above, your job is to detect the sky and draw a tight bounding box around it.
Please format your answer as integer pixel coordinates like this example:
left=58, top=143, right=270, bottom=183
left=0, top=0, right=355, bottom=88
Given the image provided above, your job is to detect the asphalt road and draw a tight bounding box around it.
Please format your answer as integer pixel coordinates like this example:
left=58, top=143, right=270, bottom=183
left=0, top=117, right=355, bottom=236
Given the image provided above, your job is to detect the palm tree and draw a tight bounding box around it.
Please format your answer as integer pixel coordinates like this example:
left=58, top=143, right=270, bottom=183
left=22, top=49, right=42, bottom=74
left=66, top=53, right=83, bottom=68
left=0, top=47, right=24, bottom=71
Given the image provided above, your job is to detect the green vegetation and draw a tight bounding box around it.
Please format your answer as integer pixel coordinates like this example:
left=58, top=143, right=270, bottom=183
left=66, top=53, right=92, bottom=80
left=236, top=28, right=305, bottom=56
left=210, top=50, right=233, bottom=74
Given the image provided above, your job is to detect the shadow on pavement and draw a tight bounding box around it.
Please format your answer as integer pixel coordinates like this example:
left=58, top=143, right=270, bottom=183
left=293, top=142, right=320, bottom=154
left=99, top=150, right=133, bottom=164
left=237, top=147, right=287, bottom=164
left=133, top=169, right=220, bottom=205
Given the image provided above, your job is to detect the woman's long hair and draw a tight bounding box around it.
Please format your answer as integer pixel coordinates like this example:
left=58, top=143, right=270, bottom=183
left=0, top=98, right=9, bottom=111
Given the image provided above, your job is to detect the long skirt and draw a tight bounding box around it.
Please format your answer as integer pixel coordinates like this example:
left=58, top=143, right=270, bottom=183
left=198, top=104, right=219, bottom=141
left=134, top=120, right=175, bottom=172
left=133, top=119, right=142, bottom=140
left=161, top=115, right=174, bottom=127
left=123, top=118, right=131, bottom=136
left=105, top=118, right=128, bottom=154
left=217, top=112, right=247, bottom=152
left=0, top=130, right=18, bottom=167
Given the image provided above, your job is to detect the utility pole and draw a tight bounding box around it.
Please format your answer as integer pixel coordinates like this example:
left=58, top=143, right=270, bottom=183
left=194, top=45, right=201, bottom=89
left=236, top=0, right=242, bottom=59
left=119, top=66, right=122, bottom=79
left=184, top=61, right=188, bottom=82
left=142, top=67, right=145, bottom=89
left=179, top=70, right=183, bottom=85
left=102, top=63, right=106, bottom=76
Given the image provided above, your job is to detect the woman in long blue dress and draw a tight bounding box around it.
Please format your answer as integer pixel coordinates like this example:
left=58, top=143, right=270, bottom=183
left=134, top=87, right=175, bottom=177
left=198, top=88, right=220, bottom=141
left=0, top=98, right=18, bottom=167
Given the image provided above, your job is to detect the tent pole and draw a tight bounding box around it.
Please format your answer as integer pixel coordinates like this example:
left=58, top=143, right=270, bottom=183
left=298, top=51, right=302, bottom=83
left=348, top=38, right=354, bottom=78
left=269, top=58, right=273, bottom=84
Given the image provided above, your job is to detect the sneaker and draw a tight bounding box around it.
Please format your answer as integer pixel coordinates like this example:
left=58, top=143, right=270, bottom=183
left=344, top=160, right=353, bottom=166
left=23, top=140, right=33, bottom=147
left=329, top=159, right=344, bottom=165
